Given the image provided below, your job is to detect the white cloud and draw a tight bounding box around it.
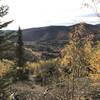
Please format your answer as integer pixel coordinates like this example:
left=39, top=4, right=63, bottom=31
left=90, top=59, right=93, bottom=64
left=1, top=0, right=99, bottom=29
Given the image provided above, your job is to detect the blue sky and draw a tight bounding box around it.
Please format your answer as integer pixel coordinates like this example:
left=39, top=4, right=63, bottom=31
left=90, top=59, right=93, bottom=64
left=1, top=0, right=100, bottom=29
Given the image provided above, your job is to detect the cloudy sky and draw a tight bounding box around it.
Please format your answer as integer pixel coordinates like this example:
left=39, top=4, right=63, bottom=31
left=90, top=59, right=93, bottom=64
left=1, top=0, right=100, bottom=29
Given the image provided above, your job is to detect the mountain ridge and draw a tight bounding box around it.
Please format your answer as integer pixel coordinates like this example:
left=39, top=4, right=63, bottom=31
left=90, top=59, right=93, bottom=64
left=21, top=23, right=100, bottom=42
left=0, top=23, right=100, bottom=42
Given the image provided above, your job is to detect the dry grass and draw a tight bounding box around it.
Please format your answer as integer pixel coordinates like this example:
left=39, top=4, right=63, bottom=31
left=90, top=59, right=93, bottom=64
left=26, top=59, right=57, bottom=75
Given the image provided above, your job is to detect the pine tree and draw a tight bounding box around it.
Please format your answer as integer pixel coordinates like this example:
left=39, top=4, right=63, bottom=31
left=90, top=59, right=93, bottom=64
left=0, top=1, right=13, bottom=59
left=0, top=1, right=14, bottom=97
left=16, top=27, right=25, bottom=67
left=15, top=27, right=29, bottom=80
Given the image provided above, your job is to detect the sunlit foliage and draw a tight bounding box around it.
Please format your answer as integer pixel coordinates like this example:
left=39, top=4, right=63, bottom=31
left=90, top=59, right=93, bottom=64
left=0, top=59, right=14, bottom=77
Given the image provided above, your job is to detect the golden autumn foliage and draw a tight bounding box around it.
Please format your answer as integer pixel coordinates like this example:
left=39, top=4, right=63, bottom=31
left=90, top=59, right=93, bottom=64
left=90, top=42, right=100, bottom=71
left=59, top=44, right=73, bottom=68
left=84, top=41, right=100, bottom=72
left=0, top=59, right=14, bottom=77
left=26, top=59, right=57, bottom=75
left=84, top=39, right=93, bottom=61
left=59, top=23, right=100, bottom=78
left=59, top=24, right=90, bottom=74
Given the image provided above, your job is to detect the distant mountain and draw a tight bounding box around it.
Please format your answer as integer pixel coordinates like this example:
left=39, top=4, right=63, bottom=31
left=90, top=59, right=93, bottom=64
left=22, top=23, right=100, bottom=42
left=22, top=26, right=70, bottom=42
left=0, top=23, right=100, bottom=59
left=0, top=23, right=100, bottom=42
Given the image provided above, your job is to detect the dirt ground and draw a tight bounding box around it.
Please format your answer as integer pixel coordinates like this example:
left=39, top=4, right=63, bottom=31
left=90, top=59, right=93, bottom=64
left=9, top=74, right=100, bottom=100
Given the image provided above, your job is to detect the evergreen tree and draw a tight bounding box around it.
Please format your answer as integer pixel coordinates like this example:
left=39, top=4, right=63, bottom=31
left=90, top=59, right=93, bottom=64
left=0, top=1, right=13, bottom=59
left=0, top=0, right=14, bottom=97
left=16, top=27, right=25, bottom=67
left=15, top=27, right=29, bottom=80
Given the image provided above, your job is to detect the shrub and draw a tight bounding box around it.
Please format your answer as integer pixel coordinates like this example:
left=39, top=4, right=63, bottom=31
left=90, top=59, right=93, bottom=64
left=0, top=59, right=14, bottom=77
left=28, top=59, right=60, bottom=85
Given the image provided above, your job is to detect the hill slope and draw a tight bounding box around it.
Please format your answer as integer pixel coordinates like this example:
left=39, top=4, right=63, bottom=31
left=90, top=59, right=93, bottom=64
left=22, top=23, right=100, bottom=42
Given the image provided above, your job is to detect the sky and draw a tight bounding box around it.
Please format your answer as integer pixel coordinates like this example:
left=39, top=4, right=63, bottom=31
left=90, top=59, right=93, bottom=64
left=1, top=0, right=100, bottom=29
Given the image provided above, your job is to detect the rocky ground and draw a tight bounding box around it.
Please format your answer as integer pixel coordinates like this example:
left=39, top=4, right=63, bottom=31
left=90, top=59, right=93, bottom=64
left=7, top=74, right=100, bottom=100
left=0, top=74, right=100, bottom=100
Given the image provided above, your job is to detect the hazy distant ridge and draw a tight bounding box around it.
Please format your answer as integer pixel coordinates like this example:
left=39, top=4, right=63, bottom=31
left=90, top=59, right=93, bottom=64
left=21, top=23, right=100, bottom=42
